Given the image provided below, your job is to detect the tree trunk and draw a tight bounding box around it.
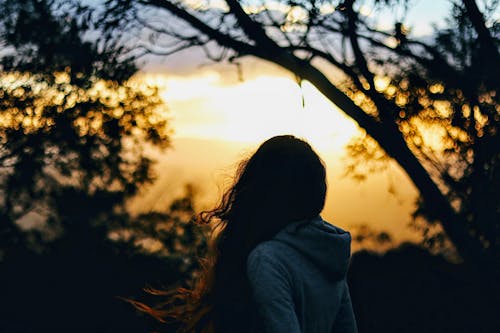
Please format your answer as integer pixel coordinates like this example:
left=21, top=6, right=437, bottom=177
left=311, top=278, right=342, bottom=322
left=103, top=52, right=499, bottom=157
left=268, top=53, right=496, bottom=275
left=462, top=0, right=500, bottom=63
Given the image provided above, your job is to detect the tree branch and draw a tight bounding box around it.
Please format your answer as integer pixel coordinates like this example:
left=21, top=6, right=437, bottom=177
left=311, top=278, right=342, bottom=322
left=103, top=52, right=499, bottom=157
left=285, top=45, right=370, bottom=96
left=140, top=0, right=258, bottom=56
left=462, top=0, right=500, bottom=62
left=344, top=0, right=375, bottom=89
left=133, top=0, right=496, bottom=276
left=224, top=0, right=280, bottom=51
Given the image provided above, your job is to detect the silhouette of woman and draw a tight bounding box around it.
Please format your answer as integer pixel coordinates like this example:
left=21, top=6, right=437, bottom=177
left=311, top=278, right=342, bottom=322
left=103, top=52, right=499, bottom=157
left=156, top=135, right=357, bottom=333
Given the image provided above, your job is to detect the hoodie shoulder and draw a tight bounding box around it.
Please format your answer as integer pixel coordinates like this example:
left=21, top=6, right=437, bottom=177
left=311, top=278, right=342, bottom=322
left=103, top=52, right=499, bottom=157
left=273, top=216, right=352, bottom=280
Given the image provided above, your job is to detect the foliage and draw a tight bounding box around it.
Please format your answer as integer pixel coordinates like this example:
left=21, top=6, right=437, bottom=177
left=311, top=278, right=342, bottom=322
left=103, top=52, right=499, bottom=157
left=98, top=0, right=499, bottom=273
left=112, top=185, right=209, bottom=275
left=0, top=0, right=170, bottom=250
left=350, top=223, right=393, bottom=251
left=378, top=2, right=499, bottom=251
left=0, top=1, right=208, bottom=331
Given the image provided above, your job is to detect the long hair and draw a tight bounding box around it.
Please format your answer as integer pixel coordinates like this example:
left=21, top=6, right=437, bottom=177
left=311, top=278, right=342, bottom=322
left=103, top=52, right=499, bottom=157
left=141, top=135, right=327, bottom=332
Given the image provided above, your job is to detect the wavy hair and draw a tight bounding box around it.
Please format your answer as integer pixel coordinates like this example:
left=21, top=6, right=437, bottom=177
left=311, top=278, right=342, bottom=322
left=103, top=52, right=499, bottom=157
left=139, top=135, right=327, bottom=333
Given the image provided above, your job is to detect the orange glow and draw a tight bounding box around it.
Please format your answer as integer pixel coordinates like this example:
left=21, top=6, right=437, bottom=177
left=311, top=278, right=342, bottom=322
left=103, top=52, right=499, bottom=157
left=130, top=71, right=420, bottom=245
left=141, top=72, right=359, bottom=152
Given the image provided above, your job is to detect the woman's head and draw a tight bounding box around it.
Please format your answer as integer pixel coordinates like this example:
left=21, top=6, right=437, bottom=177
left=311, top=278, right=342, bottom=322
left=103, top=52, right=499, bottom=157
left=203, top=135, right=327, bottom=252
left=238, top=136, right=324, bottom=224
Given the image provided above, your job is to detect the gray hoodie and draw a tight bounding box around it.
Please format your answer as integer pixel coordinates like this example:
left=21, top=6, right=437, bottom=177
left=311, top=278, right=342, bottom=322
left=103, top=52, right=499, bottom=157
left=247, top=216, right=358, bottom=333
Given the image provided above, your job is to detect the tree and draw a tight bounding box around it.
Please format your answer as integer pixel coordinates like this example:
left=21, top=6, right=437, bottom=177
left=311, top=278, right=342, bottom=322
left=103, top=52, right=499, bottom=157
left=0, top=1, right=207, bottom=331
left=99, top=0, right=499, bottom=275
left=0, top=0, right=165, bottom=251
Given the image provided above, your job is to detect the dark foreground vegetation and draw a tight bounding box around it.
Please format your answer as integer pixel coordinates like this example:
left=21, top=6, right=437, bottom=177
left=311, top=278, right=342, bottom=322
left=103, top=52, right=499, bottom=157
left=349, top=244, right=499, bottom=333
left=1, top=241, right=499, bottom=333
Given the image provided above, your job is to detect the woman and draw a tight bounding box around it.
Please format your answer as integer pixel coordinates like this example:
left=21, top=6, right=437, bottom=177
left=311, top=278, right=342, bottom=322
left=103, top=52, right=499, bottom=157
left=156, top=135, right=357, bottom=333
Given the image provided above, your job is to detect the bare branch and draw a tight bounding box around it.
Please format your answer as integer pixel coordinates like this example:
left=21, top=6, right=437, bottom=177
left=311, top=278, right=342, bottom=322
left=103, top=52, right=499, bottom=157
left=139, top=0, right=258, bottom=55
left=136, top=41, right=201, bottom=56
left=257, top=0, right=294, bottom=47
left=224, top=0, right=280, bottom=50
left=344, top=1, right=375, bottom=89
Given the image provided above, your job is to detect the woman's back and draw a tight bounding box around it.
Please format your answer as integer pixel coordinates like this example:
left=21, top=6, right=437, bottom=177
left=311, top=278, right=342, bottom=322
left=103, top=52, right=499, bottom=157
left=247, top=216, right=358, bottom=333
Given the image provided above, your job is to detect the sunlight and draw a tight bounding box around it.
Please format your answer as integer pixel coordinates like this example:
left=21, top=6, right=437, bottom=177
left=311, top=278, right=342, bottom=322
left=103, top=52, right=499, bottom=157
left=141, top=72, right=360, bottom=153
left=129, top=71, right=419, bottom=244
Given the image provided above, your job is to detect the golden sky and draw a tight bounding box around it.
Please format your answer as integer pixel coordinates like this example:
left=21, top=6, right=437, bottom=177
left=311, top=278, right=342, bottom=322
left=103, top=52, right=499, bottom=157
left=131, top=65, right=420, bottom=247
left=148, top=70, right=358, bottom=149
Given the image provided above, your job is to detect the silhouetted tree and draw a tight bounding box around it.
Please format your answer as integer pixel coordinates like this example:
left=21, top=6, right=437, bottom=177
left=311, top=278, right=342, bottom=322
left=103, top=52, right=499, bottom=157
left=0, top=0, right=167, bottom=253
left=99, top=0, right=499, bottom=275
left=0, top=1, right=207, bottom=332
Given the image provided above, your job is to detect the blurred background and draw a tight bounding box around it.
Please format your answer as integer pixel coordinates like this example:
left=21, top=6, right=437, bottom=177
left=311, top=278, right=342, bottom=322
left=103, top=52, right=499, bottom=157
left=0, top=0, right=498, bottom=332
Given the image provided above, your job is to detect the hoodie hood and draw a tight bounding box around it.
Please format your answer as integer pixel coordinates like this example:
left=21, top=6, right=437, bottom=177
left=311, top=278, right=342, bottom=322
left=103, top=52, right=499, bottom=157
left=273, top=216, right=351, bottom=280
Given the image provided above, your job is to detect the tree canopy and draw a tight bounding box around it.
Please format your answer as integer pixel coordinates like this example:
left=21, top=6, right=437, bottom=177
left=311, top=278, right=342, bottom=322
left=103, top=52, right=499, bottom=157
left=99, top=0, right=500, bottom=276
left=0, top=0, right=165, bottom=248
left=0, top=1, right=206, bottom=331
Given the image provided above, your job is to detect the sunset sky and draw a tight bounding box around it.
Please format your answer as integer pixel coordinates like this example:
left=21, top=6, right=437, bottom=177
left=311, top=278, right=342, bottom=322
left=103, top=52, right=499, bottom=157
left=129, top=0, right=463, bottom=245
